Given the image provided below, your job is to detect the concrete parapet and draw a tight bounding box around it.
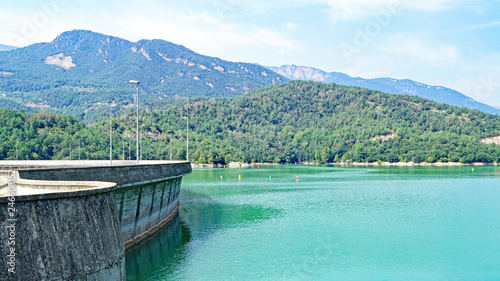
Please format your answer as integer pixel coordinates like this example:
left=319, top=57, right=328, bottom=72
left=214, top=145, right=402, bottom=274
left=0, top=173, right=125, bottom=280
left=13, top=161, right=192, bottom=188
left=0, top=161, right=191, bottom=280
left=15, top=161, right=192, bottom=249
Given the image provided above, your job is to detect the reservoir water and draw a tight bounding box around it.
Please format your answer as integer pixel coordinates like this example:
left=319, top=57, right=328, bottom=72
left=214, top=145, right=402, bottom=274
left=126, top=165, right=500, bottom=281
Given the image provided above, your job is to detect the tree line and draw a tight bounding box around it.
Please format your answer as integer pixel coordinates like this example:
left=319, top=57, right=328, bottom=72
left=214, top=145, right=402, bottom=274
left=1, top=81, right=499, bottom=163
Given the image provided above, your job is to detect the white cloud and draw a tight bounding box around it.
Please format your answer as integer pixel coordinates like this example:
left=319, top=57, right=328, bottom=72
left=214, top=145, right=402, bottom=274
left=376, top=34, right=459, bottom=67
left=453, top=67, right=500, bottom=106
left=286, top=22, right=298, bottom=30
left=0, top=0, right=299, bottom=63
left=104, top=7, right=298, bottom=61
left=313, top=0, right=465, bottom=22
left=470, top=21, right=500, bottom=29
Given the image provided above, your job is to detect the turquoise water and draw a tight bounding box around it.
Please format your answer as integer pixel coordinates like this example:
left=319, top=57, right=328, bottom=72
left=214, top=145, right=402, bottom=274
left=126, top=165, right=500, bottom=281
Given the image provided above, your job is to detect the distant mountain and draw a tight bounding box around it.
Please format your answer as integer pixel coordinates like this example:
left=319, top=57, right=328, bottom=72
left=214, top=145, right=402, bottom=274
left=0, top=30, right=286, bottom=120
left=0, top=44, right=16, bottom=52
left=268, top=65, right=500, bottom=115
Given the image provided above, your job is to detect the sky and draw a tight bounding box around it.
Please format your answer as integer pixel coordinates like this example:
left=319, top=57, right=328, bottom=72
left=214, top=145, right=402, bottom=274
left=1, top=0, right=500, bottom=107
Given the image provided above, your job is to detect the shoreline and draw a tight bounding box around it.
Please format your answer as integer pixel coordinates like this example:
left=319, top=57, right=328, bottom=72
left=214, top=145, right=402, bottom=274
left=191, top=161, right=499, bottom=168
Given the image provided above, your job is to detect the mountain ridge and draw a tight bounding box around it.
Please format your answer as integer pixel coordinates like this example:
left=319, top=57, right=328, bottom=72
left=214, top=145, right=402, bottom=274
left=267, top=65, right=500, bottom=115
left=0, top=30, right=286, bottom=119
left=1, top=29, right=498, bottom=122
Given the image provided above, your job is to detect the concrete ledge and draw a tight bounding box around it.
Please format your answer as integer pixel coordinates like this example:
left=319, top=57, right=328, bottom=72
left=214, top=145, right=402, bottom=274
left=0, top=160, right=188, bottom=169
left=0, top=170, right=116, bottom=201
left=0, top=175, right=125, bottom=280
left=0, top=161, right=191, bottom=280
left=14, top=161, right=192, bottom=188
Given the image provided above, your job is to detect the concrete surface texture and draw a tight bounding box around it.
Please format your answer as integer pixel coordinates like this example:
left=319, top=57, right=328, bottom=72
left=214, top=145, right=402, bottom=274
left=0, top=161, right=191, bottom=280
left=0, top=170, right=124, bottom=280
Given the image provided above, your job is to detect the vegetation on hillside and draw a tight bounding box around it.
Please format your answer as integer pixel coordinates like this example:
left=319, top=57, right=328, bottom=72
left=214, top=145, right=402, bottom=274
left=1, top=81, right=500, bottom=163
left=269, top=65, right=500, bottom=115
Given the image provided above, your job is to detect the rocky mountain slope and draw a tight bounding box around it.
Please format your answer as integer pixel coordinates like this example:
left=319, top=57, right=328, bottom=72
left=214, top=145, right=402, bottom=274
left=0, top=30, right=286, bottom=119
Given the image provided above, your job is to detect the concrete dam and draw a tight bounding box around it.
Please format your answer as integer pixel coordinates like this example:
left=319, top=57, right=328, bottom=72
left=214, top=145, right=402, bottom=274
left=0, top=160, right=192, bottom=280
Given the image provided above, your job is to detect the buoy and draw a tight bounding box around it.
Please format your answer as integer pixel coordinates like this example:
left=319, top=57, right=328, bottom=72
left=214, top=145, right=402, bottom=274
left=258, top=164, right=260, bottom=168
left=220, top=175, right=223, bottom=180
left=269, top=175, right=272, bottom=180
left=296, top=176, right=299, bottom=180
left=238, top=175, right=241, bottom=180
left=472, top=168, right=475, bottom=172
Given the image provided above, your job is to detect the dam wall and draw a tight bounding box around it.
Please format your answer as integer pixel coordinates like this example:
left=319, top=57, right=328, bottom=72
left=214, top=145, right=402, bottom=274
left=17, top=161, right=192, bottom=249
left=0, top=161, right=191, bottom=280
left=0, top=171, right=125, bottom=281
left=116, top=177, right=182, bottom=248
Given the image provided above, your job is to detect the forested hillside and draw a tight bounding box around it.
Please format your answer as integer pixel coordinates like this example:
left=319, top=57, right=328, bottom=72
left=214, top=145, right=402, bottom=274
left=2, top=81, right=500, bottom=163
left=268, top=65, right=500, bottom=115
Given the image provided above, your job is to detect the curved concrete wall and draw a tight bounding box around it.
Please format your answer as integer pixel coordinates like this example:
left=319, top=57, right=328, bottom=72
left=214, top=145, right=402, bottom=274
left=0, top=173, right=125, bottom=281
left=18, top=162, right=192, bottom=249
left=0, top=161, right=192, bottom=280
left=17, top=162, right=192, bottom=188
left=116, top=177, right=182, bottom=249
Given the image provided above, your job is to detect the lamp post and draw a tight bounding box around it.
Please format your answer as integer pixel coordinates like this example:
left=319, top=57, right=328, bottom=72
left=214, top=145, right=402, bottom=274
left=183, top=117, right=189, bottom=161
left=140, top=125, right=145, bottom=163
left=122, top=135, right=125, bottom=161
left=109, top=104, right=117, bottom=166
left=78, top=139, right=81, bottom=161
left=129, top=80, right=140, bottom=164
left=16, top=142, right=18, bottom=161
left=168, top=130, right=172, bottom=161
left=69, top=143, right=72, bottom=160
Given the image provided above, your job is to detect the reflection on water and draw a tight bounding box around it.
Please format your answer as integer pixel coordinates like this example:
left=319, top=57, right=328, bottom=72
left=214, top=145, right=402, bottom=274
left=125, top=188, right=281, bottom=281
left=180, top=188, right=281, bottom=236
left=125, top=215, right=190, bottom=280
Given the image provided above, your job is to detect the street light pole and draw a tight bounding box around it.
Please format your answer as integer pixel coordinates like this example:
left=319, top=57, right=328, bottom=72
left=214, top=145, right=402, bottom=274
left=183, top=117, right=189, bottom=161
left=110, top=104, right=117, bottom=166
left=16, top=142, right=18, bottom=161
left=168, top=130, right=172, bottom=161
left=78, top=139, right=81, bottom=161
left=122, top=135, right=125, bottom=161
left=70, top=143, right=72, bottom=160
left=129, top=80, right=140, bottom=165
left=140, top=125, right=145, bottom=163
